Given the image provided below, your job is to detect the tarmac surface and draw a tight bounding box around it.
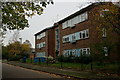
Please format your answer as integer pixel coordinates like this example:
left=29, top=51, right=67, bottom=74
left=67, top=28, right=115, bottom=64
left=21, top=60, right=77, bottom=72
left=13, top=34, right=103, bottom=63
left=2, top=63, right=63, bottom=79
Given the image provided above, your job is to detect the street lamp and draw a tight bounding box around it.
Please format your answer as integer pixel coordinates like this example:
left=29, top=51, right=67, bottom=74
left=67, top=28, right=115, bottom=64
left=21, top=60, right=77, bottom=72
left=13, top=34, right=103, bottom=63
left=19, top=38, right=22, bottom=44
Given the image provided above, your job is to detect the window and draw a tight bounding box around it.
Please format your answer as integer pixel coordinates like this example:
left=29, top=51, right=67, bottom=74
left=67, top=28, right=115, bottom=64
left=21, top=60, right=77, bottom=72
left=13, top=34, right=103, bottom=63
left=62, top=12, right=88, bottom=29
left=76, top=49, right=81, bottom=57
left=36, top=32, right=45, bottom=40
left=43, top=32, right=46, bottom=37
left=36, top=52, right=46, bottom=57
left=75, top=32, right=80, bottom=40
left=87, top=48, right=90, bottom=55
left=102, top=28, right=107, bottom=37
left=100, top=9, right=109, bottom=17
left=81, top=12, right=86, bottom=22
left=62, top=36, right=66, bottom=43
left=85, top=29, right=89, bottom=38
left=74, top=16, right=78, bottom=24
left=72, top=49, right=76, bottom=56
left=37, top=44, right=39, bottom=48
left=79, top=31, right=82, bottom=39
left=43, top=42, right=45, bottom=47
left=82, top=48, right=90, bottom=56
left=71, top=18, right=75, bottom=27
left=63, top=50, right=67, bottom=57
left=78, top=15, right=81, bottom=22
left=82, top=48, right=87, bottom=56
left=85, top=12, right=88, bottom=20
left=71, top=34, right=76, bottom=41
left=37, top=42, right=46, bottom=49
left=82, top=30, right=86, bottom=39
left=62, top=29, right=89, bottom=43
left=63, top=48, right=90, bottom=57
left=103, top=47, right=108, bottom=56
left=63, top=35, right=70, bottom=43
left=62, top=22, right=67, bottom=29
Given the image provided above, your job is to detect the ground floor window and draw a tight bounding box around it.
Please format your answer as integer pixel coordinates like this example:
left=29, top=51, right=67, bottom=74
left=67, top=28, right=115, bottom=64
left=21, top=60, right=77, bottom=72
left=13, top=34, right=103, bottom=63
left=36, top=52, right=46, bottom=57
left=63, top=48, right=90, bottom=57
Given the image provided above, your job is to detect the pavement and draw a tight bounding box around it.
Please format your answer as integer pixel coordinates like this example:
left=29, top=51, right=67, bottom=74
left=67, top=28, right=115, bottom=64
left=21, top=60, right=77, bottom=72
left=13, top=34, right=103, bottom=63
left=0, top=62, right=2, bottom=80
left=2, top=61, right=120, bottom=80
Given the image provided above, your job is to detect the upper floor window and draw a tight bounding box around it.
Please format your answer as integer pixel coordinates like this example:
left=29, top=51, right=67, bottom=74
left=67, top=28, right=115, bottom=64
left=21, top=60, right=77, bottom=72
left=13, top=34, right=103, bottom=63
left=36, top=42, right=46, bottom=49
left=71, top=34, right=76, bottom=41
left=63, top=35, right=70, bottom=43
left=100, top=9, right=109, bottom=17
left=37, top=32, right=46, bottom=40
left=62, top=29, right=89, bottom=43
left=82, top=30, right=86, bottom=39
left=102, top=28, right=107, bottom=37
left=103, top=47, right=108, bottom=56
left=62, top=11, right=88, bottom=29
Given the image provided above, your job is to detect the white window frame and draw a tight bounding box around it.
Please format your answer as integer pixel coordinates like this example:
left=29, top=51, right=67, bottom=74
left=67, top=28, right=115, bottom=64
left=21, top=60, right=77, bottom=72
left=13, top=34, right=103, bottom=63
left=102, top=28, right=107, bottom=37
left=103, top=47, right=108, bottom=56
left=71, top=33, right=76, bottom=41
left=84, top=29, right=89, bottom=38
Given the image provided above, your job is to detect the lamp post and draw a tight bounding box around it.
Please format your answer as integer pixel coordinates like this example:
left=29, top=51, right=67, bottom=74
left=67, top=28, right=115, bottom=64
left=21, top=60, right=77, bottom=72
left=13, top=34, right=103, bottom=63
left=19, top=38, right=22, bottom=44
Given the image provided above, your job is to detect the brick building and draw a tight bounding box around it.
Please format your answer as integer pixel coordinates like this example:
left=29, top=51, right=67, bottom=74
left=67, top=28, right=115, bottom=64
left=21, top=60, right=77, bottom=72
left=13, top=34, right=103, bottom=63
left=56, top=3, right=102, bottom=57
left=35, top=2, right=120, bottom=60
left=35, top=27, right=56, bottom=58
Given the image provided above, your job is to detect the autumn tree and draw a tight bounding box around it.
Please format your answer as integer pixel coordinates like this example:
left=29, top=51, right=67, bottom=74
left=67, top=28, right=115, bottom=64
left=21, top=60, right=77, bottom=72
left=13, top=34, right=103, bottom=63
left=7, top=41, right=22, bottom=60
left=5, top=40, right=31, bottom=61
left=0, top=0, right=53, bottom=46
left=91, top=2, right=120, bottom=34
left=1, top=0, right=53, bottom=31
left=90, top=2, right=120, bottom=63
left=9, top=30, right=20, bottom=44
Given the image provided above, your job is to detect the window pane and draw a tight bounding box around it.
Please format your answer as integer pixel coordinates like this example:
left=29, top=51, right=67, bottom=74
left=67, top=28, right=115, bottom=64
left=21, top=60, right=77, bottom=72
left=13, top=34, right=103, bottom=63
left=86, top=29, right=89, bottom=38
left=102, top=28, right=107, bottom=37
left=82, top=30, right=86, bottom=38
left=87, top=48, right=90, bottom=55
left=75, top=32, right=79, bottom=40
left=78, top=15, right=81, bottom=22
left=79, top=32, right=82, bottom=39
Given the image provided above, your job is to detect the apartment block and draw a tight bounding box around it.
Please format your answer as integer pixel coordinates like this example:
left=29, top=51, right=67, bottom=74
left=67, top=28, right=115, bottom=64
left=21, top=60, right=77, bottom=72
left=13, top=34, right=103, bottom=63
left=35, top=27, right=56, bottom=58
left=35, top=2, right=120, bottom=60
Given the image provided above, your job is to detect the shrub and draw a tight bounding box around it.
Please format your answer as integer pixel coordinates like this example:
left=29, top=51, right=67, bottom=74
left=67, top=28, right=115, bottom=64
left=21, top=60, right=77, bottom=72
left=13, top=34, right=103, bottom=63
left=56, top=55, right=92, bottom=64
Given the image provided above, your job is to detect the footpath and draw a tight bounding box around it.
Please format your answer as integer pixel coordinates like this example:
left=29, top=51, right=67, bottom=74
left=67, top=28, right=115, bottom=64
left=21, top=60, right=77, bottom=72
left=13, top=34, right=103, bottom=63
left=3, top=61, right=120, bottom=80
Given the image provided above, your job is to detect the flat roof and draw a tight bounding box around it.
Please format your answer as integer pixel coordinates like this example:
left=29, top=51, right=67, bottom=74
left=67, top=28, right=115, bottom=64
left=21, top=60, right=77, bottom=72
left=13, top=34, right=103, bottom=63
left=34, top=26, right=53, bottom=36
left=34, top=2, right=107, bottom=36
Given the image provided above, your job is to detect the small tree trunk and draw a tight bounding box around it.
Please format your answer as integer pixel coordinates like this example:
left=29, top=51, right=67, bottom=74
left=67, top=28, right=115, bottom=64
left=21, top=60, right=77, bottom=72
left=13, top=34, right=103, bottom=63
left=31, top=58, right=32, bottom=63
left=91, top=62, right=93, bottom=70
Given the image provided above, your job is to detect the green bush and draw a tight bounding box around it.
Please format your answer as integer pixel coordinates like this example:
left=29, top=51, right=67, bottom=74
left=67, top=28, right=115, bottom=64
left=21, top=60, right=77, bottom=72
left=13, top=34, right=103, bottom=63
left=56, top=55, right=92, bottom=64
left=79, top=56, right=92, bottom=64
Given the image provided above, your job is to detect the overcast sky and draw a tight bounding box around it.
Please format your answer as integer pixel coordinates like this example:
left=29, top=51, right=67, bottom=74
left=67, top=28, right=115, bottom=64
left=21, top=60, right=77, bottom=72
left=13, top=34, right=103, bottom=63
left=3, top=0, right=118, bottom=48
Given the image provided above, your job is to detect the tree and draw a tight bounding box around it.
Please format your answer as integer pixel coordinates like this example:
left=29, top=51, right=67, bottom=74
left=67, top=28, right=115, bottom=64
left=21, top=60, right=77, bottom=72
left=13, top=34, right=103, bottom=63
left=21, top=43, right=30, bottom=57
left=90, top=2, right=120, bottom=63
left=23, top=40, right=32, bottom=48
left=7, top=41, right=22, bottom=60
left=91, top=2, right=120, bottom=35
left=5, top=41, right=31, bottom=61
left=9, top=30, right=20, bottom=44
left=2, top=0, right=53, bottom=31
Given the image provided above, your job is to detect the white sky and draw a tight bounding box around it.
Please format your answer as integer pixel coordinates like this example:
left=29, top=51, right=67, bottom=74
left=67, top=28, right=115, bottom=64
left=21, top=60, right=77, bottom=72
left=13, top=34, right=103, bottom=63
left=4, top=2, right=90, bottom=48
left=3, top=0, right=119, bottom=48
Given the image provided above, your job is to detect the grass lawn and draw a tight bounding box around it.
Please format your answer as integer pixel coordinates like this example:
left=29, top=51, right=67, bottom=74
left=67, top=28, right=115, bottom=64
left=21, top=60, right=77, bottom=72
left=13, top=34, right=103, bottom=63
left=25, top=58, right=120, bottom=74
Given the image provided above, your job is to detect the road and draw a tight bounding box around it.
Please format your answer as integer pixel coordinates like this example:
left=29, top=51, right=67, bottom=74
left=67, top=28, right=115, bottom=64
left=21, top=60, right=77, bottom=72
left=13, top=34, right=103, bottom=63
left=2, top=63, right=63, bottom=79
